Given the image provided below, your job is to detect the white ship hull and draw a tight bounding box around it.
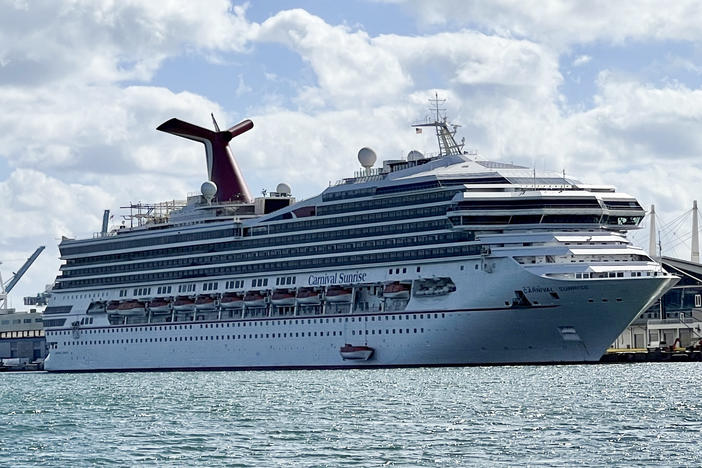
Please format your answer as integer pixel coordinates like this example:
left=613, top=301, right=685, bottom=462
left=44, top=265, right=674, bottom=372
left=42, top=108, right=678, bottom=372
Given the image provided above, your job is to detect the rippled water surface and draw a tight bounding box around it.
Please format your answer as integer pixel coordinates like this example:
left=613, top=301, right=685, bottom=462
left=1, top=364, right=701, bottom=466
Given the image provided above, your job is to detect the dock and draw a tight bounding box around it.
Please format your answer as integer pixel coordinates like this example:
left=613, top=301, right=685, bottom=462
left=601, top=347, right=702, bottom=363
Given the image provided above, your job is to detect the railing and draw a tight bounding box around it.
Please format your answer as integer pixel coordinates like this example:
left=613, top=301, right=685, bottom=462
left=647, top=318, right=698, bottom=325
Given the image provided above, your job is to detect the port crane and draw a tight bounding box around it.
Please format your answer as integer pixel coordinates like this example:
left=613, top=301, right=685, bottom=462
left=0, top=246, right=45, bottom=311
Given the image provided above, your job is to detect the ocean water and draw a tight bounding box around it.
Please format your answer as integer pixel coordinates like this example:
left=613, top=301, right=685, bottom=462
left=1, top=363, right=701, bottom=467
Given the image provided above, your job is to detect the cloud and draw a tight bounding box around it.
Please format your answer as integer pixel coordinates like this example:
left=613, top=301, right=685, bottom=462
left=392, top=0, right=702, bottom=49
left=0, top=84, right=228, bottom=181
left=376, top=31, right=561, bottom=102
left=572, top=55, right=591, bottom=67
left=0, top=168, right=113, bottom=303
left=0, top=0, right=254, bottom=86
left=255, top=9, right=411, bottom=108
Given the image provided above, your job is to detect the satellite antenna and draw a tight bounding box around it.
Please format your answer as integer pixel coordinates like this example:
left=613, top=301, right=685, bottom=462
left=276, top=183, right=291, bottom=196
left=357, top=147, right=377, bottom=175
left=201, top=180, right=217, bottom=205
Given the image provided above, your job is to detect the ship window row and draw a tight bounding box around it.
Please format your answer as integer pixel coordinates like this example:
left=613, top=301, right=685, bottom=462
left=0, top=330, right=45, bottom=339
left=49, top=313, right=447, bottom=336
left=44, top=319, right=67, bottom=327
left=60, top=231, right=473, bottom=279
left=64, top=219, right=452, bottom=267
left=316, top=190, right=458, bottom=216
left=603, top=200, right=642, bottom=210
left=47, top=312, right=448, bottom=334
left=260, top=206, right=447, bottom=236
left=252, top=278, right=268, bottom=287
left=56, top=245, right=481, bottom=289
left=203, top=282, right=219, bottom=291
left=321, top=177, right=509, bottom=202
left=322, top=187, right=377, bottom=202
left=133, top=287, right=152, bottom=296
left=226, top=280, right=244, bottom=289
left=449, top=214, right=642, bottom=226
left=453, top=198, right=602, bottom=211
left=157, top=286, right=173, bottom=295
left=178, top=284, right=196, bottom=293
left=276, top=276, right=296, bottom=286
left=374, top=178, right=508, bottom=196
left=44, top=306, right=74, bottom=315
left=60, top=228, right=239, bottom=256
left=58, top=326, right=430, bottom=347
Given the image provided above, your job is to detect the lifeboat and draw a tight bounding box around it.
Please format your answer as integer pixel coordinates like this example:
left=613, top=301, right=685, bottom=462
left=339, top=344, right=374, bottom=361
left=195, top=295, right=217, bottom=311
left=148, top=297, right=171, bottom=314
left=271, top=290, right=296, bottom=306
left=116, top=300, right=146, bottom=316
left=244, top=291, right=267, bottom=307
left=173, top=296, right=195, bottom=312
left=383, top=282, right=411, bottom=300
left=87, top=301, right=106, bottom=314
left=105, top=301, right=120, bottom=313
left=325, top=286, right=352, bottom=303
left=414, top=279, right=457, bottom=297
left=220, top=292, right=243, bottom=309
left=296, top=288, right=322, bottom=304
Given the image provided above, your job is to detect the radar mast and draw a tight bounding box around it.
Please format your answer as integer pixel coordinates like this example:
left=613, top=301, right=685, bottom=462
left=412, top=92, right=465, bottom=157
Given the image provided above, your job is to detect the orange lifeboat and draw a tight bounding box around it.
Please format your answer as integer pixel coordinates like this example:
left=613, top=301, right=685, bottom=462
left=383, top=282, right=411, bottom=299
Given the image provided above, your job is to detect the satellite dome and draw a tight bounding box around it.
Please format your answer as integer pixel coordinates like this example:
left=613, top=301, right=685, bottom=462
left=276, top=182, right=291, bottom=195
left=201, top=180, right=217, bottom=202
left=407, top=150, right=424, bottom=162
left=357, top=147, right=377, bottom=169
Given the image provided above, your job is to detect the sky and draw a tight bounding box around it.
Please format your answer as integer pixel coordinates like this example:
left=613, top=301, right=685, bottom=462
left=2, top=0, right=702, bottom=305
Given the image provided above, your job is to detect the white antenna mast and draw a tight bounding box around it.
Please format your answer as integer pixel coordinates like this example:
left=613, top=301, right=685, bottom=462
left=692, top=200, right=699, bottom=263
left=649, top=205, right=657, bottom=257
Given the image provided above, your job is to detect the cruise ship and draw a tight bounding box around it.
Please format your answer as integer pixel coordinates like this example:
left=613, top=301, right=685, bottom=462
left=43, top=100, right=677, bottom=371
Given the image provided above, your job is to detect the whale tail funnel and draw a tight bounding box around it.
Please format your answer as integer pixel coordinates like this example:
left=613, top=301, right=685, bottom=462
left=157, top=117, right=254, bottom=203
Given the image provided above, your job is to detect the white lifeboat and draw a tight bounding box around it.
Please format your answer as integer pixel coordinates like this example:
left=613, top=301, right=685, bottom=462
left=296, top=288, right=322, bottom=304
left=244, top=291, right=267, bottom=307
left=173, top=296, right=195, bottom=312
left=148, top=297, right=171, bottom=314
left=271, top=290, right=296, bottom=306
left=340, top=344, right=374, bottom=360
left=195, top=295, right=217, bottom=311
left=325, top=286, right=352, bottom=303
left=220, top=292, right=243, bottom=309
left=116, top=300, right=146, bottom=316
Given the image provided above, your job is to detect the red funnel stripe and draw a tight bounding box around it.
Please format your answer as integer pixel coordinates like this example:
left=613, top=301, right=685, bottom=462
left=157, top=118, right=253, bottom=203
